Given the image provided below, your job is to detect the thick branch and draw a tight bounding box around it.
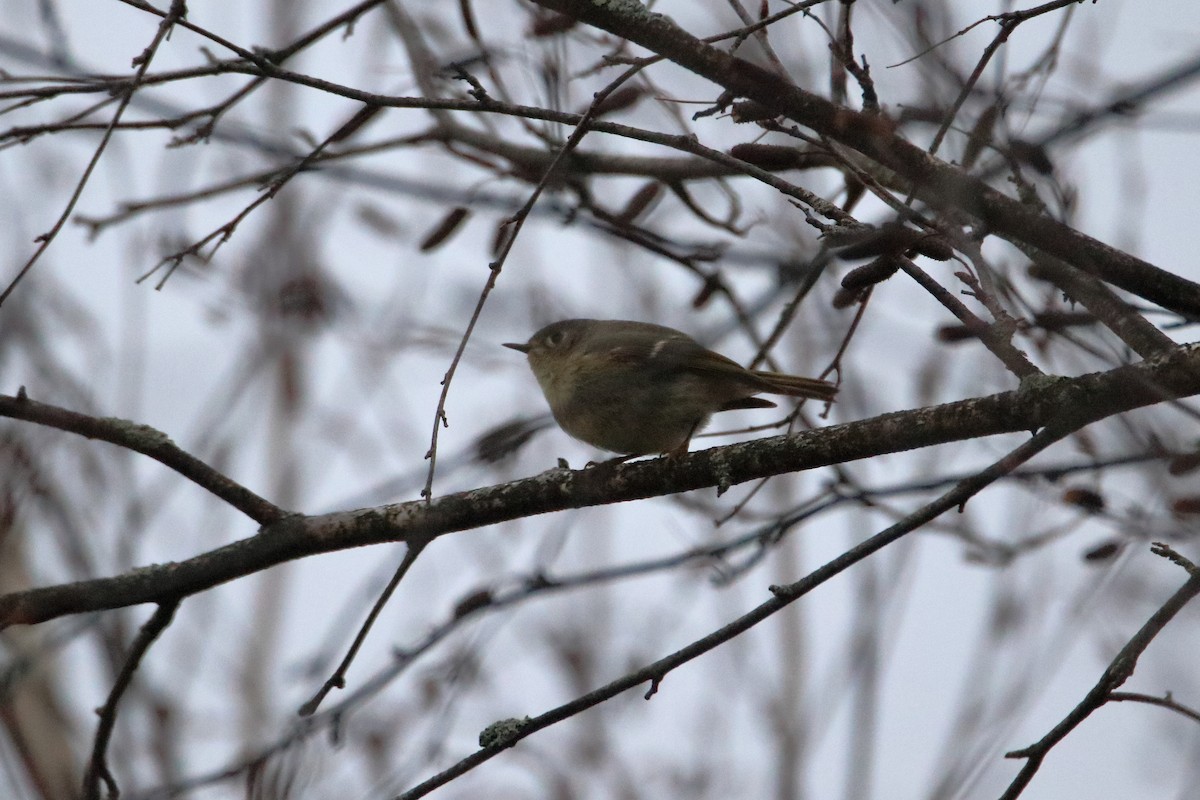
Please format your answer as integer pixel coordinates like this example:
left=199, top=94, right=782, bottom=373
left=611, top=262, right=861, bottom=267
left=527, top=0, right=1200, bottom=319
left=398, top=423, right=1073, bottom=799
left=2, top=343, right=1198, bottom=628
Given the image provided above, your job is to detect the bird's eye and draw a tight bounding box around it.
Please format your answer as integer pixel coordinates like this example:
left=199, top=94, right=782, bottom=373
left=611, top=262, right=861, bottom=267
left=545, top=330, right=566, bottom=347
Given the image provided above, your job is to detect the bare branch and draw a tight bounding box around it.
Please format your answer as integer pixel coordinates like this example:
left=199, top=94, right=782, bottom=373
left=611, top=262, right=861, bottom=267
left=0, top=0, right=188, bottom=307
left=82, top=600, right=180, bottom=800
left=398, top=422, right=1075, bottom=799
left=526, top=0, right=1200, bottom=318
left=1001, top=543, right=1200, bottom=799
left=0, top=392, right=286, bottom=525
left=3, top=342, right=1199, bottom=628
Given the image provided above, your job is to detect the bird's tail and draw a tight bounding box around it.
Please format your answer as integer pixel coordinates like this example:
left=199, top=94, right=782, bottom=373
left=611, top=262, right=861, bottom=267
left=753, top=370, right=838, bottom=402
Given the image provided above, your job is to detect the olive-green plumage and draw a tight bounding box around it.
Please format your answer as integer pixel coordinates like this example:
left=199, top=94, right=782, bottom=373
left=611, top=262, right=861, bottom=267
left=504, top=319, right=836, bottom=456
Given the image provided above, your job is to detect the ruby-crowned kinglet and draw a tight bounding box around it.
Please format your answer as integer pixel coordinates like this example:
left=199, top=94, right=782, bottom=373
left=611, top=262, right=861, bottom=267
left=503, top=319, right=837, bottom=457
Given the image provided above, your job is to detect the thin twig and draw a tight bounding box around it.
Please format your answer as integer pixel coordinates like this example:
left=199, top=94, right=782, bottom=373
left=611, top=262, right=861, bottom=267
left=1000, top=542, right=1200, bottom=799
left=0, top=0, right=187, bottom=307
left=1107, top=691, right=1200, bottom=725
left=897, top=257, right=1041, bottom=379
left=420, top=59, right=661, bottom=501
left=137, top=104, right=365, bottom=288
left=927, top=19, right=1016, bottom=157
left=82, top=600, right=180, bottom=800
left=298, top=538, right=431, bottom=716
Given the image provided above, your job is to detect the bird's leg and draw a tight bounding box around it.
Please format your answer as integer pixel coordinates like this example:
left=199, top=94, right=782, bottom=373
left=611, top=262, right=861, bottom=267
left=665, top=419, right=703, bottom=460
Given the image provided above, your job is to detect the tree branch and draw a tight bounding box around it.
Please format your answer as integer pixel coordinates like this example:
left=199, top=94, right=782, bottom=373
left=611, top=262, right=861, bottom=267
left=82, top=600, right=180, bottom=800
left=2, top=343, right=1198, bottom=628
left=1000, top=543, right=1200, bottom=799
left=398, top=422, right=1076, bottom=799
left=527, top=0, right=1200, bottom=319
left=0, top=392, right=286, bottom=525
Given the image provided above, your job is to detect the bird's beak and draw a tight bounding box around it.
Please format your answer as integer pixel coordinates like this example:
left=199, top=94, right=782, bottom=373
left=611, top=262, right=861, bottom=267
left=503, top=341, right=530, bottom=354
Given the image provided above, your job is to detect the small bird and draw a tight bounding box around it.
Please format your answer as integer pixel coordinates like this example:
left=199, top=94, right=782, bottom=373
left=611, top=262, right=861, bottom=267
left=504, top=319, right=836, bottom=457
